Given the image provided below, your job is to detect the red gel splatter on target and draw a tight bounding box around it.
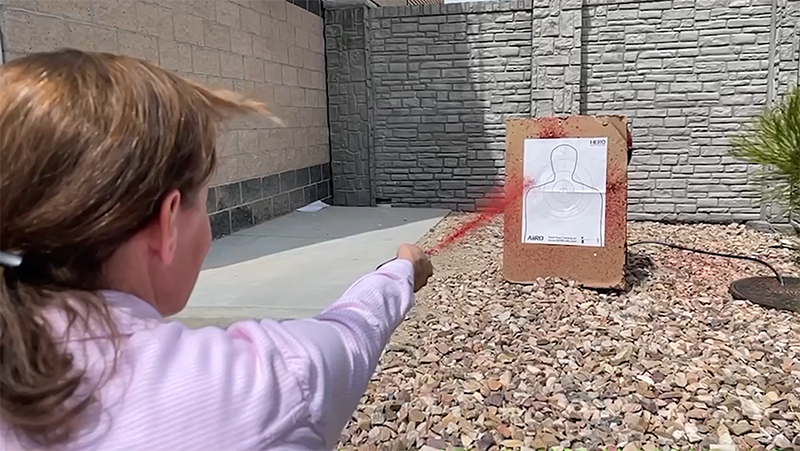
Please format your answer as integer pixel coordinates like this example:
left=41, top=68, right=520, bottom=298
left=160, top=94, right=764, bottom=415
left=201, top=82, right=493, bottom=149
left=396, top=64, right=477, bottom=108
left=604, top=178, right=627, bottom=230
left=537, top=117, right=566, bottom=138
left=425, top=177, right=533, bottom=255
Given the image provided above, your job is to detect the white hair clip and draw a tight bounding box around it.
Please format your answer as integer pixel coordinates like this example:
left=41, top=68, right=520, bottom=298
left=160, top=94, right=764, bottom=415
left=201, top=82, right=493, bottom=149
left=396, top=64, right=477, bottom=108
left=0, top=251, right=23, bottom=268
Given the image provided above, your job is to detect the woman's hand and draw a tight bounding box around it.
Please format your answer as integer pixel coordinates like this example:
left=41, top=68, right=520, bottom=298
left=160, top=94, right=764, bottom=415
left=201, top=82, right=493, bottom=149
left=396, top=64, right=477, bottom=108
left=396, top=244, right=433, bottom=292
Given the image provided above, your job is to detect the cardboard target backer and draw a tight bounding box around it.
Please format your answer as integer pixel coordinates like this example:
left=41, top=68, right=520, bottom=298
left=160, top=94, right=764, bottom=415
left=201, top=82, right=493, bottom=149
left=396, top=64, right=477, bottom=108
left=504, top=116, right=628, bottom=289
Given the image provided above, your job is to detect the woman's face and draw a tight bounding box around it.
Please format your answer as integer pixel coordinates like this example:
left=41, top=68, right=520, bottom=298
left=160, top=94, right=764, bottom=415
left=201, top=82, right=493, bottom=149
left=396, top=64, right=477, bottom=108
left=154, top=186, right=212, bottom=316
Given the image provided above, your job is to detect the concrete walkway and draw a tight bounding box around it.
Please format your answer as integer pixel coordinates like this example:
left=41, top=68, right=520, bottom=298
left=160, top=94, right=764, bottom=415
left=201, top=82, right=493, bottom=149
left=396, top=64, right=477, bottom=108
left=174, top=206, right=448, bottom=326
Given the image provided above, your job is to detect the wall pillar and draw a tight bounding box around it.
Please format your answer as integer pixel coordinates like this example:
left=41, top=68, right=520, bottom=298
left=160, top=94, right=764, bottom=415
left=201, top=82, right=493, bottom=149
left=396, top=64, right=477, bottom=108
left=759, top=0, right=800, bottom=225
left=325, top=6, right=375, bottom=206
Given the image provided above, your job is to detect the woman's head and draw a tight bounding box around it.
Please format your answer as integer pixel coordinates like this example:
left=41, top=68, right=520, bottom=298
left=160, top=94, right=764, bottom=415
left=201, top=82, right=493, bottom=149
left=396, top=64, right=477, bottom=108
left=0, top=48, right=267, bottom=445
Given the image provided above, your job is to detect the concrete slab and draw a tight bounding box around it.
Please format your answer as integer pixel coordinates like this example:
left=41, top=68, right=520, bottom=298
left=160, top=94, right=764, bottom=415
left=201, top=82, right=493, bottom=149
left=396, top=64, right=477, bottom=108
left=175, top=206, right=448, bottom=322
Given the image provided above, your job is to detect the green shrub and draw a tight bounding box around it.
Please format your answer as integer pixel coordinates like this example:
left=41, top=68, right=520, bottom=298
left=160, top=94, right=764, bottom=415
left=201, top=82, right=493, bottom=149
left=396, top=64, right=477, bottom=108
left=730, top=84, right=800, bottom=232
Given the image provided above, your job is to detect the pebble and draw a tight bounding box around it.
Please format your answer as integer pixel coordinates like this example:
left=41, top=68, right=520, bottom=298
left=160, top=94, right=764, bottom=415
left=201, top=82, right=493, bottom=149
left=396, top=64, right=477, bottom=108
left=338, top=218, right=800, bottom=450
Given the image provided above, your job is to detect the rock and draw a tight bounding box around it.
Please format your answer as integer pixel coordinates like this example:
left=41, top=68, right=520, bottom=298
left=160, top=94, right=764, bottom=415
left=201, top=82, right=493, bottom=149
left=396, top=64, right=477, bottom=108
left=418, top=446, right=441, bottom=451
left=368, top=426, right=392, bottom=443
left=426, top=438, right=447, bottom=449
left=549, top=393, right=568, bottom=409
left=624, top=412, right=650, bottom=433
left=496, top=424, right=512, bottom=439
left=335, top=218, right=800, bottom=450
left=420, top=353, right=439, bottom=363
left=716, top=424, right=733, bottom=444
left=685, top=423, right=703, bottom=443
left=739, top=399, right=763, bottom=421
left=762, top=391, right=780, bottom=406
left=487, top=379, right=503, bottom=391
left=531, top=435, right=547, bottom=450
left=409, top=409, right=426, bottom=423
left=485, top=393, right=504, bottom=407
left=477, top=433, right=495, bottom=451
left=532, top=433, right=559, bottom=450
left=729, top=421, right=752, bottom=436
left=501, top=439, right=524, bottom=448
left=772, top=434, right=791, bottom=449
left=611, top=346, right=633, bottom=365
left=687, top=408, right=708, bottom=420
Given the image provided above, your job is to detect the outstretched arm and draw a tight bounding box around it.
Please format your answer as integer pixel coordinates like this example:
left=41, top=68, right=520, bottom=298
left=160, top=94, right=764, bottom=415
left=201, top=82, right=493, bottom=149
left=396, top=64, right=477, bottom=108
left=274, top=258, right=416, bottom=446
left=129, top=255, right=423, bottom=451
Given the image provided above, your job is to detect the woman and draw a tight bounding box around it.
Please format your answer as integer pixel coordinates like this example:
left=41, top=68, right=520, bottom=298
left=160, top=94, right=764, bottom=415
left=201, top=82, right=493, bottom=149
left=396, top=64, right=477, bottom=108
left=0, top=49, right=433, bottom=451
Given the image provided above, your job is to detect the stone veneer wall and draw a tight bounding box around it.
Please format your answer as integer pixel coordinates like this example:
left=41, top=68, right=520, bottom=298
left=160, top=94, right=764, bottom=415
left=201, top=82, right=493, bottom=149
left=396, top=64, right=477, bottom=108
left=0, top=0, right=331, bottom=239
left=584, top=0, right=799, bottom=222
left=326, top=7, right=376, bottom=206
left=325, top=0, right=800, bottom=223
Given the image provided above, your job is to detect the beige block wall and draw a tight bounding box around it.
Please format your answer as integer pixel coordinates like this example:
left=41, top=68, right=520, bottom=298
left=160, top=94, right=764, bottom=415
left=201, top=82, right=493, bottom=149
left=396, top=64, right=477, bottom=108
left=0, top=0, right=330, bottom=187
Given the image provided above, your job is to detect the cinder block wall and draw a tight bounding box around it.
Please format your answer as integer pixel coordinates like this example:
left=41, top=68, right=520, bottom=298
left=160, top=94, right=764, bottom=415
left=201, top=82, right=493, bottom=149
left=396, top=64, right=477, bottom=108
left=584, top=0, right=799, bottom=222
left=0, top=0, right=331, bottom=239
left=326, top=0, right=800, bottom=224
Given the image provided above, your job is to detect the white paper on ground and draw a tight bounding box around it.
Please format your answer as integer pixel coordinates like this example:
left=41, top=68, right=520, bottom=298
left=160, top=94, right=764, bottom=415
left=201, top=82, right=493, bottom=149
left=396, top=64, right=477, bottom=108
left=296, top=200, right=329, bottom=213
left=521, top=137, right=608, bottom=247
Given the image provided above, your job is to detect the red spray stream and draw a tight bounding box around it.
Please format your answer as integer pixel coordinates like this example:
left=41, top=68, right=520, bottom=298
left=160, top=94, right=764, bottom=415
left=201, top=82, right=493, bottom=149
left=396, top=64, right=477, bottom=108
left=425, top=176, right=533, bottom=255
left=423, top=118, right=566, bottom=255
left=375, top=177, right=532, bottom=269
left=377, top=118, right=565, bottom=268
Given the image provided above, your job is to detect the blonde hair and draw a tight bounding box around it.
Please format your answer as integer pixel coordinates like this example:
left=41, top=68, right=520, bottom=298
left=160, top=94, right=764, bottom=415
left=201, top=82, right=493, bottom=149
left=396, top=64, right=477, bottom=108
left=0, top=48, right=272, bottom=446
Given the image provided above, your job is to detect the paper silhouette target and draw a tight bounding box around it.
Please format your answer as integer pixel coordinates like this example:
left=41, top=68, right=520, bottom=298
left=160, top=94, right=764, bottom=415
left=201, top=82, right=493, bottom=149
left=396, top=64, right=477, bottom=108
left=522, top=138, right=608, bottom=247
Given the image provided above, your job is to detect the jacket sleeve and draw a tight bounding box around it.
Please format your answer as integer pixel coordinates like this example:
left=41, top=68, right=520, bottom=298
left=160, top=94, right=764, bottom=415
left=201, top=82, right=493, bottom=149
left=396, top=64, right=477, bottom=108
left=273, top=258, right=416, bottom=447
left=143, top=258, right=417, bottom=450
left=58, top=260, right=416, bottom=451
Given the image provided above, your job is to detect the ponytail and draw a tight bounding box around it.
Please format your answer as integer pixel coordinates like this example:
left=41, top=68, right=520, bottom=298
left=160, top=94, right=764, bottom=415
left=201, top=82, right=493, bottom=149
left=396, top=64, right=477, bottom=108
left=0, top=255, right=117, bottom=446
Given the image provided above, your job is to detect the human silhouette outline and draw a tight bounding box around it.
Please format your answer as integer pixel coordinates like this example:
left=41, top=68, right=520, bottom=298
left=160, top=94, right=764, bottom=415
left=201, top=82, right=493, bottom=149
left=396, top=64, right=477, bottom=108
left=523, top=143, right=605, bottom=245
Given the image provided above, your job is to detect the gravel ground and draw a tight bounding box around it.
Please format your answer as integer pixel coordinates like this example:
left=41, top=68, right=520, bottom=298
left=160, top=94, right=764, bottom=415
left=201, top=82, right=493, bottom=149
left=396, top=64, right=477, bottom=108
left=337, top=214, right=800, bottom=451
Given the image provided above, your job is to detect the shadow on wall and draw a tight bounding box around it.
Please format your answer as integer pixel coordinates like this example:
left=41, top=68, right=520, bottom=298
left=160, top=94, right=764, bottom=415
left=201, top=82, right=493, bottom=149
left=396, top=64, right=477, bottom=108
left=325, top=2, right=534, bottom=211
left=369, top=4, right=532, bottom=211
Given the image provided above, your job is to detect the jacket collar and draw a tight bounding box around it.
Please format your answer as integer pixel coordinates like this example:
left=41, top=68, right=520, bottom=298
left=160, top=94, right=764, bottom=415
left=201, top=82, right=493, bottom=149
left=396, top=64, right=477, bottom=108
left=46, top=291, right=165, bottom=343
left=101, top=290, right=164, bottom=321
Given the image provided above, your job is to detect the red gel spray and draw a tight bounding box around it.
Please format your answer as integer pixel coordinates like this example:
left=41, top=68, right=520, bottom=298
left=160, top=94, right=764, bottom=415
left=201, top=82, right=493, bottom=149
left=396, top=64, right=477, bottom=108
left=375, top=177, right=533, bottom=270
left=425, top=176, right=533, bottom=255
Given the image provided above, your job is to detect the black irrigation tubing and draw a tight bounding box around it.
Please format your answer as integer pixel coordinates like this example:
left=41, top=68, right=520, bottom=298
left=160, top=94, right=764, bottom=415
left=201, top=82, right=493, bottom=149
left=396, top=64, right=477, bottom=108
left=629, top=240, right=785, bottom=286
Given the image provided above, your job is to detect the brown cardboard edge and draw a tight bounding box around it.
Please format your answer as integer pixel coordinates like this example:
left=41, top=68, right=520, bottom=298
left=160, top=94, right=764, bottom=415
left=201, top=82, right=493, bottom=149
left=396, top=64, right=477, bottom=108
left=503, top=115, right=629, bottom=290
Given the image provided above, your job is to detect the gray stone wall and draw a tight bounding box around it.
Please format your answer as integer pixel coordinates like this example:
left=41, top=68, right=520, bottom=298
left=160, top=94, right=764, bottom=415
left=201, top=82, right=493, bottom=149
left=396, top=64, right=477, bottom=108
left=584, top=0, right=788, bottom=222
left=777, top=0, right=800, bottom=101
left=531, top=0, right=583, bottom=116
left=769, top=0, right=800, bottom=223
left=325, top=0, right=800, bottom=221
left=326, top=7, right=375, bottom=206
left=370, top=2, right=533, bottom=209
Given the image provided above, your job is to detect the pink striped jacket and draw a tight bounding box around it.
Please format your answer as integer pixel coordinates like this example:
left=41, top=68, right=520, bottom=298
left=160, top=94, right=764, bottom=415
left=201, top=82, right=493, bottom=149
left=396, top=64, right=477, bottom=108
left=1, top=259, right=415, bottom=451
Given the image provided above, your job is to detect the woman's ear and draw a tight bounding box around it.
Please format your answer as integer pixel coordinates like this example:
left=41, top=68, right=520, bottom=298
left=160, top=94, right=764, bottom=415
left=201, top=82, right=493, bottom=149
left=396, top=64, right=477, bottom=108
left=154, top=189, right=182, bottom=265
